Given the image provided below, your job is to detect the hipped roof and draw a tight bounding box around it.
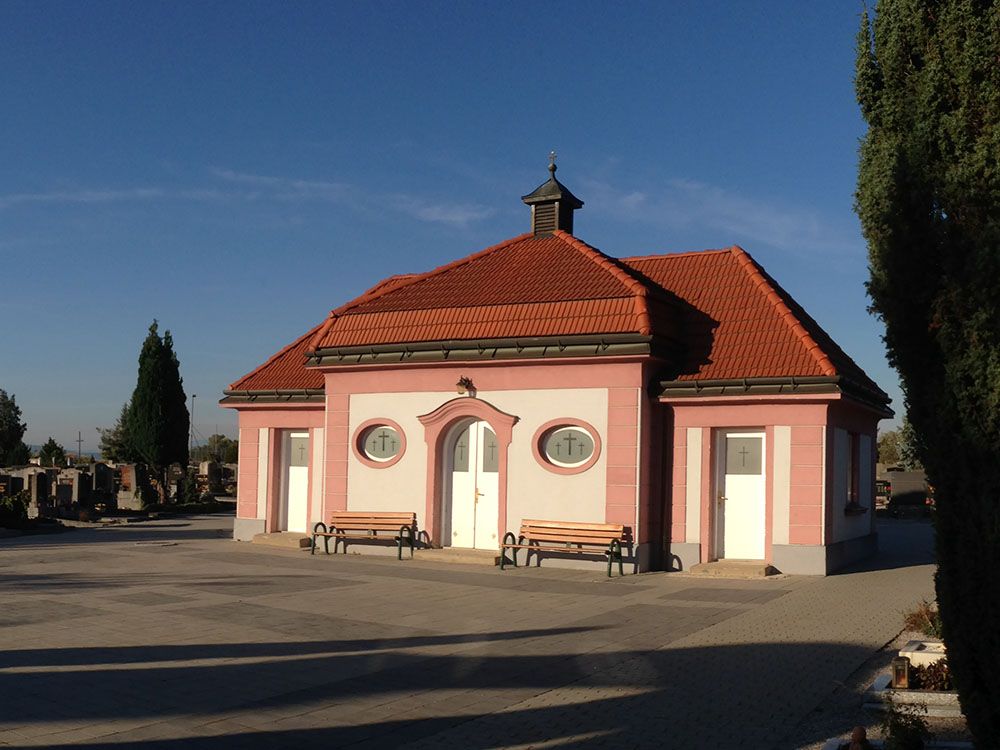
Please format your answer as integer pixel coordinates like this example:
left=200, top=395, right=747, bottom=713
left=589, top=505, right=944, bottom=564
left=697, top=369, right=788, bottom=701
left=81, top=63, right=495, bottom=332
left=227, top=232, right=886, bottom=403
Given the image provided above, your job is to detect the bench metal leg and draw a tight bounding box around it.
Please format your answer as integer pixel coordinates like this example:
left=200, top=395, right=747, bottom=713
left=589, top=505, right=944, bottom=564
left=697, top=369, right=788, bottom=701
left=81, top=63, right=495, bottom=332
left=500, top=532, right=517, bottom=570
left=396, top=525, right=415, bottom=560
left=311, top=522, right=329, bottom=556
left=607, top=539, right=624, bottom=577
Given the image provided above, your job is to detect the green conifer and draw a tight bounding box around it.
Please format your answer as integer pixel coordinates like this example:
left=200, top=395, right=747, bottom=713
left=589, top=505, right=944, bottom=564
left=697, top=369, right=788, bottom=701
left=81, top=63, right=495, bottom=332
left=856, top=2, right=1000, bottom=742
left=127, top=322, right=190, bottom=503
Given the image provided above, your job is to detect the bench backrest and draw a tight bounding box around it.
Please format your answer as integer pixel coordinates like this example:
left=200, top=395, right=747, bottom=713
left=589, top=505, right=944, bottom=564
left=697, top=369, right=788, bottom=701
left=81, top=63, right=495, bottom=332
left=520, top=519, right=624, bottom=545
left=329, top=511, right=416, bottom=531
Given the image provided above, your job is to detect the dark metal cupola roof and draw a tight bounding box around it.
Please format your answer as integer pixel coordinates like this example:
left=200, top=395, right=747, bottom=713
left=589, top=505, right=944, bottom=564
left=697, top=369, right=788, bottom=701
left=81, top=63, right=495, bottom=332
left=521, top=152, right=584, bottom=236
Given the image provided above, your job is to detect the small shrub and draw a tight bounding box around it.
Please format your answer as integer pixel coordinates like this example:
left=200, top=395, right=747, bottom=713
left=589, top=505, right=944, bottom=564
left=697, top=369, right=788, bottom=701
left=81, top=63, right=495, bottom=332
left=911, top=659, right=953, bottom=691
left=881, top=698, right=930, bottom=750
left=0, top=491, right=29, bottom=528
left=903, top=600, right=943, bottom=639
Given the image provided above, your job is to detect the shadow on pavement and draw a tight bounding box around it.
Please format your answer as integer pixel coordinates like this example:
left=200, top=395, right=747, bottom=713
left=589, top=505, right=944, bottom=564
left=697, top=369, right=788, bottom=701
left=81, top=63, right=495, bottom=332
left=0, top=633, right=874, bottom=749
left=0, top=516, right=233, bottom=547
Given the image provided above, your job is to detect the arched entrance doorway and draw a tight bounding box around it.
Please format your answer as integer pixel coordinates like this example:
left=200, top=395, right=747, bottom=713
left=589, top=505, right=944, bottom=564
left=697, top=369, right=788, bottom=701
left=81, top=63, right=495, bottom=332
left=443, top=419, right=500, bottom=549
left=417, top=397, right=519, bottom=548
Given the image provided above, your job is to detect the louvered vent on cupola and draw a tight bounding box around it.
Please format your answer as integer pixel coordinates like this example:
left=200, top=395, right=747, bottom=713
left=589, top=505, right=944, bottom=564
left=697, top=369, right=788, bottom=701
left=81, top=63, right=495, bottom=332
left=521, top=153, right=584, bottom=236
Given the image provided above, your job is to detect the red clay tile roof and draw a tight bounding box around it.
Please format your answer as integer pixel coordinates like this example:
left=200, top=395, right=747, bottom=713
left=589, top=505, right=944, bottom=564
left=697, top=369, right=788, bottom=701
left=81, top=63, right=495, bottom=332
left=227, top=323, right=325, bottom=392
left=229, top=235, right=884, bottom=400
left=309, top=231, right=664, bottom=349
left=623, top=246, right=884, bottom=394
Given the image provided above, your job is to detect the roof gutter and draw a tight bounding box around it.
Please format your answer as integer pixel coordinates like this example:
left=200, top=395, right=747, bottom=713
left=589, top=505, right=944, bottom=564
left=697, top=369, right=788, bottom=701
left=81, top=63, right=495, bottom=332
left=307, top=333, right=667, bottom=367
left=220, top=388, right=326, bottom=405
left=657, top=375, right=893, bottom=416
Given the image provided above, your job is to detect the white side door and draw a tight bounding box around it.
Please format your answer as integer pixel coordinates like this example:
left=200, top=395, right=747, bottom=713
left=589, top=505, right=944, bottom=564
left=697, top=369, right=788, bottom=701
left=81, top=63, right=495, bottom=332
left=719, top=431, right=766, bottom=560
left=285, top=432, right=310, bottom=533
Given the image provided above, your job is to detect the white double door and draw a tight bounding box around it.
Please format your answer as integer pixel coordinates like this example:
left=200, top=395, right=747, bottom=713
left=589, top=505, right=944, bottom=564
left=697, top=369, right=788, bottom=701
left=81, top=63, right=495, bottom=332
left=282, top=431, right=310, bottom=533
left=717, top=431, right=766, bottom=560
left=447, top=420, right=499, bottom=549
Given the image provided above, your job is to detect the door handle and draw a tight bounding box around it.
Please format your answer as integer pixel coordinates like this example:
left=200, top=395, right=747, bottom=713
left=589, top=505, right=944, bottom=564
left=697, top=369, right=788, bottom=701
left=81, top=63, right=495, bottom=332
left=717, top=494, right=726, bottom=505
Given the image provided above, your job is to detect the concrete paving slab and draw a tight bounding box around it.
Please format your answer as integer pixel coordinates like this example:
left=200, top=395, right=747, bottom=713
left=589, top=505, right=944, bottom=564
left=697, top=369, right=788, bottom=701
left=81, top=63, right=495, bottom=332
left=0, top=514, right=935, bottom=748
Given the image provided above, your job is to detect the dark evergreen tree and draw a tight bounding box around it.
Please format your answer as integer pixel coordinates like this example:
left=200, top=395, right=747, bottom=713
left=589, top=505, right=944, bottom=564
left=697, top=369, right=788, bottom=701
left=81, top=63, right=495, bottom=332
left=38, top=438, right=67, bottom=468
left=127, top=322, right=190, bottom=502
left=856, top=2, right=1000, bottom=742
left=6, top=442, right=30, bottom=466
left=0, top=389, right=29, bottom=466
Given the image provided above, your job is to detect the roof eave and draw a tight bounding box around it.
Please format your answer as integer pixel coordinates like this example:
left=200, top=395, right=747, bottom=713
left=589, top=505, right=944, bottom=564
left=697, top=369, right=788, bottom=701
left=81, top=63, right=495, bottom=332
left=307, top=333, right=670, bottom=367
left=657, top=375, right=893, bottom=416
left=220, top=388, right=326, bottom=405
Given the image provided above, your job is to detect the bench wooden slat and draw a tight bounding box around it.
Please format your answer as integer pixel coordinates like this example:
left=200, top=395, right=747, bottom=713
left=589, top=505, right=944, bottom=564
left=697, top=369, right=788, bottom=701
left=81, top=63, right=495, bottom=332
left=521, top=525, right=621, bottom=537
left=328, top=516, right=414, bottom=521
left=521, top=518, right=625, bottom=534
left=331, top=522, right=411, bottom=529
left=502, top=544, right=614, bottom=554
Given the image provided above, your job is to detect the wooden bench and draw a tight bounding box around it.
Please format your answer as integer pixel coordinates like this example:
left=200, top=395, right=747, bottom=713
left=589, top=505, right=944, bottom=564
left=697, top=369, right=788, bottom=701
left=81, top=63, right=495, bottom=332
left=500, top=519, right=627, bottom=577
left=311, top=512, right=417, bottom=560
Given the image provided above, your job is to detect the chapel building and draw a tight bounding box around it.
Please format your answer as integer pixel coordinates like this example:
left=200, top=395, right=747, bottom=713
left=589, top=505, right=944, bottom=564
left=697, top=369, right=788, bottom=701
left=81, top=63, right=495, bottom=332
left=221, top=163, right=891, bottom=575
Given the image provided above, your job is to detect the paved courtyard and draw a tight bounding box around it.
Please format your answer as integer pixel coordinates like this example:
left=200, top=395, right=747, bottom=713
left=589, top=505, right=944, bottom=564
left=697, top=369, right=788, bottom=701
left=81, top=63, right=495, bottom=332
left=0, top=515, right=934, bottom=749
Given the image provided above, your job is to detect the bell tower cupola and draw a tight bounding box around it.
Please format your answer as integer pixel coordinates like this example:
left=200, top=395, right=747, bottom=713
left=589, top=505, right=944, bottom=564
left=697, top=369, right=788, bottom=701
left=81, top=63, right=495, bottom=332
left=521, top=152, right=584, bottom=236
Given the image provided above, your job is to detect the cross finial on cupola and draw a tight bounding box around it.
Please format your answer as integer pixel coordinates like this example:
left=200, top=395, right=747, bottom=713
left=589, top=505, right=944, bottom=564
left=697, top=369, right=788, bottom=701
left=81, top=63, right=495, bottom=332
left=521, top=152, right=584, bottom=236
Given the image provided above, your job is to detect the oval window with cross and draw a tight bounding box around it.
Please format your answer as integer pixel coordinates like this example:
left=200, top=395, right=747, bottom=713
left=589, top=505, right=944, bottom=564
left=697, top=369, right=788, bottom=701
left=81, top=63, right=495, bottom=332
left=360, top=425, right=402, bottom=462
left=543, top=426, right=595, bottom=467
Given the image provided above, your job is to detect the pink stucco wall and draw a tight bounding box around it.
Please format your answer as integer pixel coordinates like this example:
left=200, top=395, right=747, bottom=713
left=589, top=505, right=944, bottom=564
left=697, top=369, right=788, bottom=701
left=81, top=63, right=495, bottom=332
left=236, top=426, right=258, bottom=519
left=789, top=425, right=824, bottom=545
left=323, top=393, right=350, bottom=520
left=322, top=359, right=649, bottom=544
left=670, top=427, right=687, bottom=544
left=665, top=398, right=833, bottom=561
left=227, top=406, right=324, bottom=523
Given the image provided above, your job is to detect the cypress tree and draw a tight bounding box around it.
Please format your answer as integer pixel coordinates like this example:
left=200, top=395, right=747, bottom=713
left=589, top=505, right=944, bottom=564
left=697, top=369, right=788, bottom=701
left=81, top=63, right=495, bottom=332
left=856, top=1, right=1000, bottom=742
left=127, top=322, right=190, bottom=502
left=0, top=389, right=29, bottom=466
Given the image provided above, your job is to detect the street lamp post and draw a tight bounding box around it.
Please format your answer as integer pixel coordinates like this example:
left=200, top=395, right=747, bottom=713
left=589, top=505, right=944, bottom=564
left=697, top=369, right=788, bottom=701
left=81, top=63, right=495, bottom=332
left=190, top=394, right=197, bottom=455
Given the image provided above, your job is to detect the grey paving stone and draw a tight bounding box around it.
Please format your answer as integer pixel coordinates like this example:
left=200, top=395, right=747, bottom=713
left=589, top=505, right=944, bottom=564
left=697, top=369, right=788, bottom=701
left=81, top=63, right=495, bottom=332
left=662, top=585, right=789, bottom=604
left=0, top=515, right=936, bottom=750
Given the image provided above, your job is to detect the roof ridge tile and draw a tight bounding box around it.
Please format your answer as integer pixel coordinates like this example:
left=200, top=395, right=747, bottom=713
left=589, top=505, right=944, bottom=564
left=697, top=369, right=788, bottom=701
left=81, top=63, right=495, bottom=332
left=554, top=230, right=653, bottom=334
left=727, top=245, right=837, bottom=377
left=622, top=248, right=735, bottom=262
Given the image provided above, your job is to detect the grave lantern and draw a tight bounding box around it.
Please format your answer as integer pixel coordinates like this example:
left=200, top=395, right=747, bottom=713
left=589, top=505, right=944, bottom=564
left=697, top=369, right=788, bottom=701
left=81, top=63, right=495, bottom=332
left=891, top=655, right=911, bottom=689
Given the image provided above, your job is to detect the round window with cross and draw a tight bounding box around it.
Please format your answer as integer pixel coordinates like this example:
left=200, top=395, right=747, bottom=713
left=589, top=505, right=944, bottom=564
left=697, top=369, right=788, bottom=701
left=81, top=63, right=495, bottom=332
left=543, top=426, right=596, bottom=467
left=361, top=425, right=402, bottom=462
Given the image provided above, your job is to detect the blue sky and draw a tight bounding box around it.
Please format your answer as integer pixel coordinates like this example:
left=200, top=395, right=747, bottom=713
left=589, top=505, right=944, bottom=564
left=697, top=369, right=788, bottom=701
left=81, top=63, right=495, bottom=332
left=1, top=1, right=898, bottom=453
